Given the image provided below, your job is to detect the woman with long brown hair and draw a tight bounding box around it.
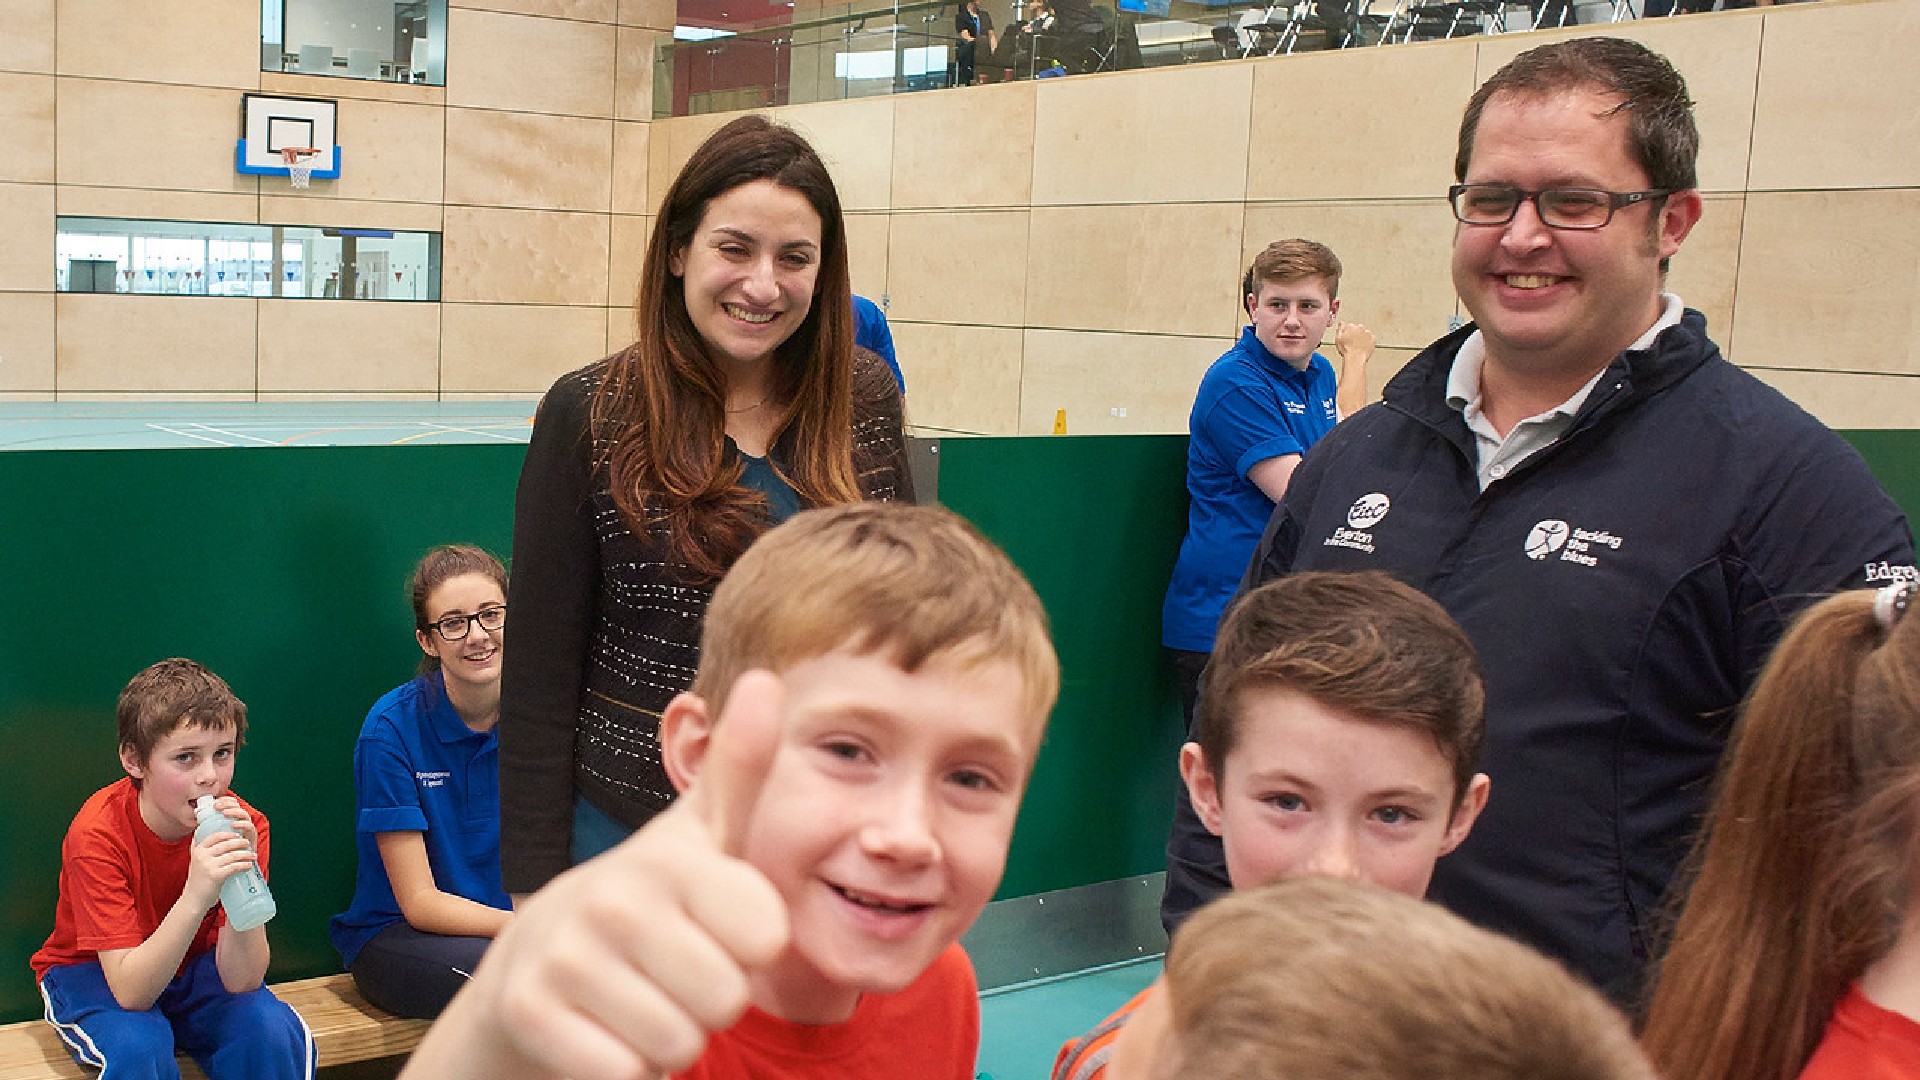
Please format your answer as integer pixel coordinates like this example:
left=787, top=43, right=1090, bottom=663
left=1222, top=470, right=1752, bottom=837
left=1642, top=580, right=1920, bottom=1080
left=498, top=115, right=912, bottom=896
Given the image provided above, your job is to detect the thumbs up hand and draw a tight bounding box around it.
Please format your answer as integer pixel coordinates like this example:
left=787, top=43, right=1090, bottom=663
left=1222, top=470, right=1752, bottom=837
left=402, top=671, right=791, bottom=1080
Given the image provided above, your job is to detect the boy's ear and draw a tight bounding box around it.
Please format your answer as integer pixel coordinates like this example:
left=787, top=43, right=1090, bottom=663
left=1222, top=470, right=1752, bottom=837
left=660, top=691, right=716, bottom=796
left=1439, top=772, right=1491, bottom=857
left=1179, top=742, right=1227, bottom=838
left=119, top=744, right=147, bottom=781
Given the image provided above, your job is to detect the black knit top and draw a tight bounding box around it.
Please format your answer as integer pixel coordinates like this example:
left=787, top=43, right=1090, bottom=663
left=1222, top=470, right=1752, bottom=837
left=498, top=348, right=914, bottom=892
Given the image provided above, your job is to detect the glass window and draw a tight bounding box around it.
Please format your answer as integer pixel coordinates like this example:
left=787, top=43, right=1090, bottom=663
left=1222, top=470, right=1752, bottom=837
left=262, top=0, right=446, bottom=85
left=57, top=218, right=441, bottom=301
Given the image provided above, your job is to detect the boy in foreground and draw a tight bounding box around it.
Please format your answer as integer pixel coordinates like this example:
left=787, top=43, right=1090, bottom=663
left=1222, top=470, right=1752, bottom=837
left=32, top=658, right=314, bottom=1080
left=1058, top=571, right=1491, bottom=1079
left=1102, top=876, right=1655, bottom=1080
left=405, top=502, right=1060, bottom=1080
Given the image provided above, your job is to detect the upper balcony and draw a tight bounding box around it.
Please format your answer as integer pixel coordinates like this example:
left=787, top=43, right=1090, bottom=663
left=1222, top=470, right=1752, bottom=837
left=654, top=0, right=1657, bottom=117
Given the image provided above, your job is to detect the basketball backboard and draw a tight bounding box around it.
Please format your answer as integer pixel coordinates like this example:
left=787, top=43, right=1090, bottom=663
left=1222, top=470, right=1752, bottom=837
left=236, top=93, right=342, bottom=181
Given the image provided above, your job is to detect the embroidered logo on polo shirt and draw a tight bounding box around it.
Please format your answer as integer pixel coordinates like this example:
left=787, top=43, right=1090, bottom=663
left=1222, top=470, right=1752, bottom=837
left=1325, top=493, right=1390, bottom=554
left=1525, top=520, right=1569, bottom=560
left=1347, top=494, right=1390, bottom=529
left=1525, top=519, right=1623, bottom=567
left=416, top=770, right=451, bottom=788
left=1865, top=561, right=1920, bottom=584
left=1321, top=398, right=1338, bottom=422
left=1284, top=401, right=1307, bottom=415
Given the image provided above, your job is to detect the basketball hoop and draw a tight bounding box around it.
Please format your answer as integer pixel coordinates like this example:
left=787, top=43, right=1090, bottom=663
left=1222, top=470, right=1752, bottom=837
left=279, top=146, right=321, bottom=189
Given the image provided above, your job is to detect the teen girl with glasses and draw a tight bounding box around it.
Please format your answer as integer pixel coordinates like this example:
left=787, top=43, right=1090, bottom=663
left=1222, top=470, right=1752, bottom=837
left=328, top=544, right=515, bottom=1019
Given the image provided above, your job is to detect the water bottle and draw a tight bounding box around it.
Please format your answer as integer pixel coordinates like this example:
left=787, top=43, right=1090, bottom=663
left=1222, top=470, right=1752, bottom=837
left=192, top=796, right=278, bottom=931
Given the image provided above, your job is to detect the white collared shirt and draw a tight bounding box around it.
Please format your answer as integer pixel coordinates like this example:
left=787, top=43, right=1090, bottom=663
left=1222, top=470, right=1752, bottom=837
left=1446, top=293, right=1684, bottom=490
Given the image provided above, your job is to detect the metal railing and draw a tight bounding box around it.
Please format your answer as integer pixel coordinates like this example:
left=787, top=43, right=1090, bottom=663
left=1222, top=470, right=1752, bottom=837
left=654, top=0, right=1648, bottom=117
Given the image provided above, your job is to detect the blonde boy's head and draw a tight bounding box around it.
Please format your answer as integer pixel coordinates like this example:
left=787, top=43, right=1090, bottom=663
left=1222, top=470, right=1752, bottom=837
left=693, top=502, right=1059, bottom=728
left=1152, top=877, right=1655, bottom=1080
left=669, top=503, right=1059, bottom=1022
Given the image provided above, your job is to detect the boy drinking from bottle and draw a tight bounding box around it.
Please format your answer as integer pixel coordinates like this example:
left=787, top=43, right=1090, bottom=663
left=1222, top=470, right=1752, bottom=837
left=31, top=658, right=313, bottom=1080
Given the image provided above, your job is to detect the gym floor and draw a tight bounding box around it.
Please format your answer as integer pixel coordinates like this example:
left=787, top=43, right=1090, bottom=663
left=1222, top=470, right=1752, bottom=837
left=978, top=958, right=1160, bottom=1079
left=0, top=401, right=538, bottom=451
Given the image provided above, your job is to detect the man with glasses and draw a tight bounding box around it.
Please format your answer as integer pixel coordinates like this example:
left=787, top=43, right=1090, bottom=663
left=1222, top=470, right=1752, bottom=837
left=1160, top=36, right=1914, bottom=1003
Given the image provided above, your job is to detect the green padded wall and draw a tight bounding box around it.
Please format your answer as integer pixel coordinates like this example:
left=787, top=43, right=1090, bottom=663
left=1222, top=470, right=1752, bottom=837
left=1845, top=431, right=1920, bottom=520
left=935, top=436, right=1193, bottom=900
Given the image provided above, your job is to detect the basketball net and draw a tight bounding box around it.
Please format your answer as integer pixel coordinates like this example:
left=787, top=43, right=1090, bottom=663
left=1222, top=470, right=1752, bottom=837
left=279, top=146, right=321, bottom=189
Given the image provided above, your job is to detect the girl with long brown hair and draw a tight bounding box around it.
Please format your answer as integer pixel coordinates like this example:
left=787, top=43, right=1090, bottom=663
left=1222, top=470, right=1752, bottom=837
left=1642, top=580, right=1920, bottom=1080
left=498, top=115, right=912, bottom=896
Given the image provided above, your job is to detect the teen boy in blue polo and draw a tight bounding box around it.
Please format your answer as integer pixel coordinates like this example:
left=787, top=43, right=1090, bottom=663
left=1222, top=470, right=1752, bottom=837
left=1161, top=239, right=1373, bottom=720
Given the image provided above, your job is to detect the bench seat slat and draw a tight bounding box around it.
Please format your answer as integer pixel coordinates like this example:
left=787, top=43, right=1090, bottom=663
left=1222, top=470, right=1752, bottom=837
left=0, top=975, right=426, bottom=1080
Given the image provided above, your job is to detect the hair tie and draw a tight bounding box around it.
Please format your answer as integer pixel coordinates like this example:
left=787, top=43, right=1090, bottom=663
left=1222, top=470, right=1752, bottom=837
left=1874, top=579, right=1914, bottom=632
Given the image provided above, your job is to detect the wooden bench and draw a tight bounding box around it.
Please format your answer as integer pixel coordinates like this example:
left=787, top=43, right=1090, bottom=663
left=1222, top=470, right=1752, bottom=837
left=0, top=974, right=427, bottom=1080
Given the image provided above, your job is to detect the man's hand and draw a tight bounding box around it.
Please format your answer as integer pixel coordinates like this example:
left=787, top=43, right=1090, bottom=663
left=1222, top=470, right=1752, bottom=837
left=404, top=671, right=791, bottom=1080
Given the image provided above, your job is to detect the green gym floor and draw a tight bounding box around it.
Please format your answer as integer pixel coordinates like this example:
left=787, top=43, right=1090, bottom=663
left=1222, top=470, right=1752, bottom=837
left=977, top=958, right=1160, bottom=1079
left=0, top=401, right=538, bottom=451
left=966, top=874, right=1169, bottom=1078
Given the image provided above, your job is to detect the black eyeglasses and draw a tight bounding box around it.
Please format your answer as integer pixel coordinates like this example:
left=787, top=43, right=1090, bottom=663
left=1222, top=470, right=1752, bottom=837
left=1448, top=184, right=1671, bottom=230
left=425, top=605, right=505, bottom=642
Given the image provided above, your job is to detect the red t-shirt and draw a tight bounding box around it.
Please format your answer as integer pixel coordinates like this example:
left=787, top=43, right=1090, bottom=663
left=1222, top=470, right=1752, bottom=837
left=1053, top=986, right=1153, bottom=1080
left=30, top=778, right=271, bottom=981
left=674, top=944, right=978, bottom=1080
left=1800, top=983, right=1920, bottom=1080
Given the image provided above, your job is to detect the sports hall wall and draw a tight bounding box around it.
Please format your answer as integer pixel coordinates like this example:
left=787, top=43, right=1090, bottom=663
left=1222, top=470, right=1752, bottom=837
left=3, top=0, right=1918, bottom=431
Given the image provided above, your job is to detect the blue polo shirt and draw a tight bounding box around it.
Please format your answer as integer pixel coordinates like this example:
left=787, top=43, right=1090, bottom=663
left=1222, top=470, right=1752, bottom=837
left=328, top=670, right=509, bottom=966
left=853, top=295, right=904, bottom=393
left=1162, top=327, right=1339, bottom=652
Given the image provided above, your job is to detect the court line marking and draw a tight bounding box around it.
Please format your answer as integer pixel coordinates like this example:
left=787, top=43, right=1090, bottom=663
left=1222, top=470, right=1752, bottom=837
left=394, top=423, right=525, bottom=445
left=278, top=427, right=358, bottom=446
left=148, top=424, right=243, bottom=447
left=185, top=423, right=281, bottom=446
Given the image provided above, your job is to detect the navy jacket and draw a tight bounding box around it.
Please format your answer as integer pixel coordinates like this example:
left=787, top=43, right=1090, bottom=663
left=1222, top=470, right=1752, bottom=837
left=1163, top=311, right=1915, bottom=999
